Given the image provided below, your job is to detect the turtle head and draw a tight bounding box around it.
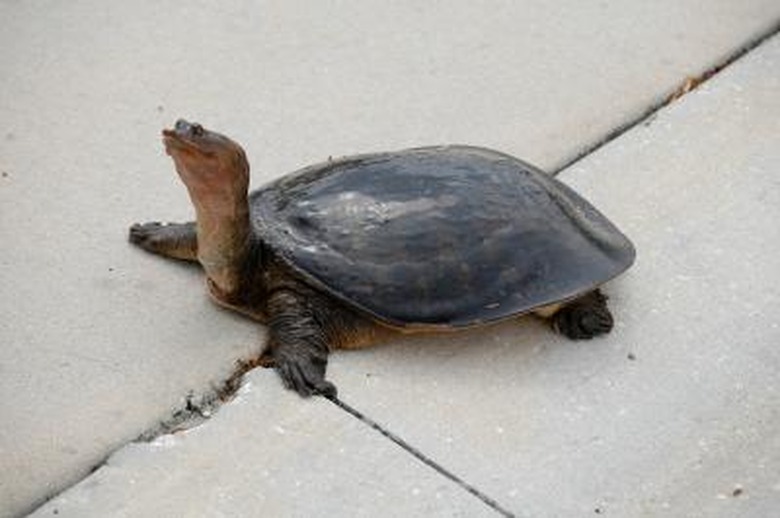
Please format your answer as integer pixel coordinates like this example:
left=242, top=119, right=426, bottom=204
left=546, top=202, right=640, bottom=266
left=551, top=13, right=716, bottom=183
left=162, top=119, right=249, bottom=200
left=163, top=120, right=256, bottom=301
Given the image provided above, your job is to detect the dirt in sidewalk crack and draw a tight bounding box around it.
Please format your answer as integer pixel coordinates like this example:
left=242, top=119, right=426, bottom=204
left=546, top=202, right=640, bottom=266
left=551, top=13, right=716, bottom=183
left=135, top=357, right=268, bottom=441
left=551, top=18, right=780, bottom=177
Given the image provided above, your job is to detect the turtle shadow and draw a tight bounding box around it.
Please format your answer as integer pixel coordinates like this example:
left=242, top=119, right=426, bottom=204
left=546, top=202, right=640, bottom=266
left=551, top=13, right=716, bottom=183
left=328, top=315, right=569, bottom=390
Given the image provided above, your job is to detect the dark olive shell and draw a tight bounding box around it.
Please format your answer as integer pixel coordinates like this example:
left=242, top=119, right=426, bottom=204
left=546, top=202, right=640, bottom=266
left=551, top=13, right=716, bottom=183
left=251, top=146, right=635, bottom=328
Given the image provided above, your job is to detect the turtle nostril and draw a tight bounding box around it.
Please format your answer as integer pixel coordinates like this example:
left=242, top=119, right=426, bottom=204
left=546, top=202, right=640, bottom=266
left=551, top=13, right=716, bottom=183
left=174, top=119, right=189, bottom=132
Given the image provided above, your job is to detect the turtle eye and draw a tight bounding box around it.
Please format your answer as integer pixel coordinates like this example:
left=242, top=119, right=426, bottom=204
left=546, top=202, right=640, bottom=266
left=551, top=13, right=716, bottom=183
left=191, top=123, right=204, bottom=137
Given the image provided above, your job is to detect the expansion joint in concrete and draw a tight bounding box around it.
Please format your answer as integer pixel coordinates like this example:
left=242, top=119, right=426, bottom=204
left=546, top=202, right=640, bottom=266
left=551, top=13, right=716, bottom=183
left=550, top=18, right=780, bottom=177
left=330, top=397, right=519, bottom=518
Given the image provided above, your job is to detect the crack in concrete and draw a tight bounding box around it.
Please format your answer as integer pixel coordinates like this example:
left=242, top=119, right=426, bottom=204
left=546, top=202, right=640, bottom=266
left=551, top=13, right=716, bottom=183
left=134, top=357, right=264, bottom=441
left=131, top=366, right=519, bottom=516
left=550, top=18, right=780, bottom=177
left=329, top=397, right=519, bottom=518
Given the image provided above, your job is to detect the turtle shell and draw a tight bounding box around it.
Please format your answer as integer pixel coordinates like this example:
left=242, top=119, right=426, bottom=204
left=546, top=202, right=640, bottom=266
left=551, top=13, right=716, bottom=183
left=251, top=146, right=635, bottom=329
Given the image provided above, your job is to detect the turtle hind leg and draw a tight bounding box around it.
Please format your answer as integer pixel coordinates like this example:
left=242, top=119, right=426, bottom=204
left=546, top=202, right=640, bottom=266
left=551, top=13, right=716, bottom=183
left=129, top=221, right=198, bottom=262
left=551, top=289, right=614, bottom=340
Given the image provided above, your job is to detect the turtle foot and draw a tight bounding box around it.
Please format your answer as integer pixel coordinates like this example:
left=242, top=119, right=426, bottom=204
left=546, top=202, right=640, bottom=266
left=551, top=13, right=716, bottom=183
left=267, top=348, right=337, bottom=399
left=129, top=221, right=198, bottom=261
left=129, top=221, right=164, bottom=249
left=552, top=290, right=614, bottom=340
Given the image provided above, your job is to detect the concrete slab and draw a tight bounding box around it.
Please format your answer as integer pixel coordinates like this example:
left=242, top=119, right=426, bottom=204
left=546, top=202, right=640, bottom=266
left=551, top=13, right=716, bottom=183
left=28, top=371, right=497, bottom=518
left=2, top=1, right=779, bottom=516
left=326, top=35, right=780, bottom=517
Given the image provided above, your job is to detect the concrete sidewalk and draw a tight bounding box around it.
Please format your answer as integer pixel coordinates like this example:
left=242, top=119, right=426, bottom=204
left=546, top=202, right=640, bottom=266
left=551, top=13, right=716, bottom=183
left=2, top=2, right=779, bottom=517
left=28, top=29, right=780, bottom=518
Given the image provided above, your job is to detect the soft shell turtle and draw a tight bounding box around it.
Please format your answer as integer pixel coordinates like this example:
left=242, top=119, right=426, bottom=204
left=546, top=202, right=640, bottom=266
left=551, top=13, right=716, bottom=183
left=130, top=120, right=635, bottom=397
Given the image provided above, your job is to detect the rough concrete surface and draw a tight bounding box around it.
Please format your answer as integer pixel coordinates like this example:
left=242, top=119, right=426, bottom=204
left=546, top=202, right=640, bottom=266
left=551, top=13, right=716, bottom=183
left=1, top=1, right=779, bottom=516
left=29, top=371, right=497, bottom=518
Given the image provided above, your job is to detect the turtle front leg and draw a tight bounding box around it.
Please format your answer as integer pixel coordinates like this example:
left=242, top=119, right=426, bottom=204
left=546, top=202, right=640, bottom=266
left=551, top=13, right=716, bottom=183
left=550, top=289, right=614, bottom=339
left=262, top=289, right=337, bottom=398
left=129, top=221, right=199, bottom=262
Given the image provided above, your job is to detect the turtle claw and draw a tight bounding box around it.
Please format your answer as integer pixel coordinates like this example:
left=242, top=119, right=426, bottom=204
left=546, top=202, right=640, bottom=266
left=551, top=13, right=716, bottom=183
left=275, top=353, right=337, bottom=399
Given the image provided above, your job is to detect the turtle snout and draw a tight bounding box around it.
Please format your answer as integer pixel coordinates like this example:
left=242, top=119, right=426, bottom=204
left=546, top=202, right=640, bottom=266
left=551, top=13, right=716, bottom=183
left=174, top=119, right=204, bottom=138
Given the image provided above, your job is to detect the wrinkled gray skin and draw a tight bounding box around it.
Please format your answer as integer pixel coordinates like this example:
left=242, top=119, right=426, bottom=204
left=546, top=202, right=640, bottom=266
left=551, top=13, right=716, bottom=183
left=129, top=120, right=628, bottom=397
